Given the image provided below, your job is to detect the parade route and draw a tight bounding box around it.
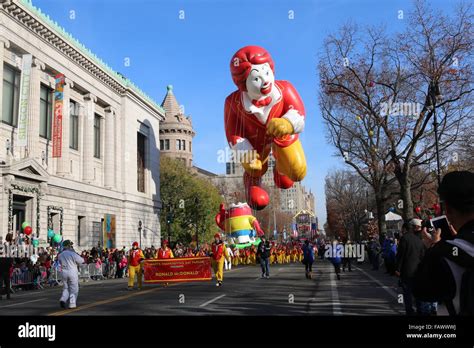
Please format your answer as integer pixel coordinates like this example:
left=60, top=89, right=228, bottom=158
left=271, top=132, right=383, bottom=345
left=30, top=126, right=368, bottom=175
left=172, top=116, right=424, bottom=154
left=0, top=260, right=405, bottom=316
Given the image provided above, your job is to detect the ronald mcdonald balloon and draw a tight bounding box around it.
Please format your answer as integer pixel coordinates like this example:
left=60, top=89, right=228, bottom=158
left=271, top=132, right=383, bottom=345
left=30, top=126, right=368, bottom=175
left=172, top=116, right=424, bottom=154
left=225, top=46, right=307, bottom=210
left=215, top=202, right=264, bottom=245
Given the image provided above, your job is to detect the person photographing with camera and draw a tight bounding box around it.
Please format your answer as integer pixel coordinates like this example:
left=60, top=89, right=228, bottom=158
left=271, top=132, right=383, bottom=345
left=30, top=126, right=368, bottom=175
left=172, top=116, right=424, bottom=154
left=413, top=171, right=474, bottom=316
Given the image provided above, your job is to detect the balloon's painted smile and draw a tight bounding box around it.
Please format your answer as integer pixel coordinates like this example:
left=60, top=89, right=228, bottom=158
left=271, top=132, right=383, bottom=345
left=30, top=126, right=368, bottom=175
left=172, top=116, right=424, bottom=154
left=260, top=83, right=272, bottom=95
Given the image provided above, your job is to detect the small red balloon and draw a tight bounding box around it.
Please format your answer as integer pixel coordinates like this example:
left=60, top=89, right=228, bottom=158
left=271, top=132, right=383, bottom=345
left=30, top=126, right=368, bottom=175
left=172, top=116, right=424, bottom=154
left=248, top=186, right=270, bottom=211
left=24, top=226, right=33, bottom=235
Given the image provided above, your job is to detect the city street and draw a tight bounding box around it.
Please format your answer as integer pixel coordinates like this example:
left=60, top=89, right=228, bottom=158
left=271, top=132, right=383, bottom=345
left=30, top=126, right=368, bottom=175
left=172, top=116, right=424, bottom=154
left=0, top=260, right=406, bottom=316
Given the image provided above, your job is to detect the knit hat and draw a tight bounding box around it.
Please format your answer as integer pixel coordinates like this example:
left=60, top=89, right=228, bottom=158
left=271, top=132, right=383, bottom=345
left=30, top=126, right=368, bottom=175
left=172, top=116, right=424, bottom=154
left=409, top=218, right=422, bottom=227
left=438, top=171, right=474, bottom=213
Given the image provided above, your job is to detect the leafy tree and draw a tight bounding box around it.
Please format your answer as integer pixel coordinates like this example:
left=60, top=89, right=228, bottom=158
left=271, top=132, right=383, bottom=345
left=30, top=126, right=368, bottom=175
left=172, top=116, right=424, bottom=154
left=160, top=157, right=221, bottom=245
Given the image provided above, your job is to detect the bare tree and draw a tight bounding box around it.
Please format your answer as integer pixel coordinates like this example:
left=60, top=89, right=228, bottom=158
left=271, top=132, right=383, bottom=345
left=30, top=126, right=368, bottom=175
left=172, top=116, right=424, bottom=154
left=325, top=169, right=370, bottom=241
left=448, top=117, right=474, bottom=171
left=319, top=22, right=399, bottom=234
left=319, top=0, right=473, bottom=221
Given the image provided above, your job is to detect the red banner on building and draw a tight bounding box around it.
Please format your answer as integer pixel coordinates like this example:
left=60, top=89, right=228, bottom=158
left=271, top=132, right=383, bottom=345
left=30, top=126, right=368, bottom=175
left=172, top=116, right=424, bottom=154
left=52, top=74, right=65, bottom=158
left=143, top=257, right=212, bottom=283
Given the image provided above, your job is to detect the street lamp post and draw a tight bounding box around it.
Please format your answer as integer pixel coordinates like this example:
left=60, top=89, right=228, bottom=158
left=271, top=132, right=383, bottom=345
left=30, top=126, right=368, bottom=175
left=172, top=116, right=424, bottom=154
left=138, top=220, right=142, bottom=246
left=166, top=209, right=173, bottom=243
left=431, top=81, right=443, bottom=214
left=194, top=196, right=199, bottom=249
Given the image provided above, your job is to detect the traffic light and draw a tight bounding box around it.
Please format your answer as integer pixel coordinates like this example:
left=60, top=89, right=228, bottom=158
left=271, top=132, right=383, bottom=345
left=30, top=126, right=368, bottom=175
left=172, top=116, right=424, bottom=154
left=167, top=212, right=173, bottom=224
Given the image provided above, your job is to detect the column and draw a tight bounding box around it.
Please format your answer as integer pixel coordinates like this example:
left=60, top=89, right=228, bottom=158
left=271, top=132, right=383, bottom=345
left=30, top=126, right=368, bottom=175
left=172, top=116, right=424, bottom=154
left=26, top=58, right=45, bottom=160
left=115, top=107, right=122, bottom=191
left=104, top=106, right=116, bottom=189
left=0, top=37, right=10, bottom=163
left=0, top=36, right=10, bottom=116
left=56, top=78, right=73, bottom=176
left=82, top=93, right=96, bottom=183
left=77, top=101, right=85, bottom=179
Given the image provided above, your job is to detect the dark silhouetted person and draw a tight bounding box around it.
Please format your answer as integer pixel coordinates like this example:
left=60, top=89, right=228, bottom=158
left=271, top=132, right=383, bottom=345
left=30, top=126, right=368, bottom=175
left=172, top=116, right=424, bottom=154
left=0, top=251, right=12, bottom=300
left=395, top=218, right=425, bottom=315
left=414, top=171, right=474, bottom=315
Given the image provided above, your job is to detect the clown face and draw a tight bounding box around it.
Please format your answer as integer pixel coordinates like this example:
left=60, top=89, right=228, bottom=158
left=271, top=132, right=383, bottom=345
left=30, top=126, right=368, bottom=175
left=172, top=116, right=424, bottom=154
left=229, top=202, right=250, bottom=209
left=245, top=63, right=275, bottom=100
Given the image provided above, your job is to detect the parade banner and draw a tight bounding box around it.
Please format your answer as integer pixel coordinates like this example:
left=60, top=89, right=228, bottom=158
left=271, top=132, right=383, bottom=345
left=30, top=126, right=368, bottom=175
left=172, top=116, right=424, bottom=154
left=103, top=214, right=116, bottom=249
left=52, top=74, right=65, bottom=158
left=143, top=257, right=212, bottom=283
left=17, top=54, right=32, bottom=147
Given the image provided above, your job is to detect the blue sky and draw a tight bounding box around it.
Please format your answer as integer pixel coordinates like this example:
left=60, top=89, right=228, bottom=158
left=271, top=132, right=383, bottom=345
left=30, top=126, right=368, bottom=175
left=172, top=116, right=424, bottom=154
left=31, top=0, right=452, bottom=227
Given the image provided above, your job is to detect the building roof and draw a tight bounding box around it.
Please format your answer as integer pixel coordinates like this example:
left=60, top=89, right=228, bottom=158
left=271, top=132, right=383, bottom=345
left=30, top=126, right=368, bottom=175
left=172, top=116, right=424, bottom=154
left=14, top=0, right=165, bottom=114
left=161, top=85, right=181, bottom=119
left=160, top=85, right=193, bottom=127
left=193, top=166, right=218, bottom=177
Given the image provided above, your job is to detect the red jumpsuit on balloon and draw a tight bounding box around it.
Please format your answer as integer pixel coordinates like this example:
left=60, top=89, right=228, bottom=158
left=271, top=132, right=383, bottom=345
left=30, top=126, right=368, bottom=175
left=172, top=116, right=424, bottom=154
left=225, top=80, right=306, bottom=208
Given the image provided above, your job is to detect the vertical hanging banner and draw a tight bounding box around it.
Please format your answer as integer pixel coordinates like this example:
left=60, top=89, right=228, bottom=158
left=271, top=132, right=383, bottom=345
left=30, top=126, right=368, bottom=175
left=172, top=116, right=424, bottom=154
left=17, top=54, right=32, bottom=147
left=52, top=74, right=65, bottom=158
left=103, top=214, right=116, bottom=249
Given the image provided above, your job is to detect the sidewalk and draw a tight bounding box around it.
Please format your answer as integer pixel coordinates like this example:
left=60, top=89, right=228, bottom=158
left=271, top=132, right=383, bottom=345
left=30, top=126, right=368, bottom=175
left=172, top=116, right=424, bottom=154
left=354, top=260, right=449, bottom=315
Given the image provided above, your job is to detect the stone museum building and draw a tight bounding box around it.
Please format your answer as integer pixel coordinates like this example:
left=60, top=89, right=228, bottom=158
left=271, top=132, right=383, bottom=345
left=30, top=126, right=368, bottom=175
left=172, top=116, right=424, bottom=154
left=0, top=0, right=164, bottom=248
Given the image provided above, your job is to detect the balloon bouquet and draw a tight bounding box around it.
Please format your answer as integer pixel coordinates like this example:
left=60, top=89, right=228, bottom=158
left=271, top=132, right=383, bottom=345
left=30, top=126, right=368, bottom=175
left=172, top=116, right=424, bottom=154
left=20, top=222, right=40, bottom=264
left=216, top=46, right=308, bottom=246
left=49, top=229, right=62, bottom=242
left=21, top=224, right=62, bottom=247
left=20, top=221, right=38, bottom=246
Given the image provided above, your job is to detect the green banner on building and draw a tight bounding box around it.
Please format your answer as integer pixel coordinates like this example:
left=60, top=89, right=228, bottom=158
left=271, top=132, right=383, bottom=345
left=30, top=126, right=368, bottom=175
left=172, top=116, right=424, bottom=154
left=17, top=54, right=32, bottom=147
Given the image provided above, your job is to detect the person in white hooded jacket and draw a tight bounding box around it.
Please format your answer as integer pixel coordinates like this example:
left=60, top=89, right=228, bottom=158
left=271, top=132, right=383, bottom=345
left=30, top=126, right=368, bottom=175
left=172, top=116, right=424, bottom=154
left=58, top=240, right=84, bottom=309
left=224, top=244, right=234, bottom=270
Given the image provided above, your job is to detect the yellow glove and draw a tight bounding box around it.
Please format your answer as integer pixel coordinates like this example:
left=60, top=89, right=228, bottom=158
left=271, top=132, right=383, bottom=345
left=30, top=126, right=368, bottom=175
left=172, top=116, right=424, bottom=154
left=266, top=118, right=294, bottom=138
left=242, top=153, right=262, bottom=172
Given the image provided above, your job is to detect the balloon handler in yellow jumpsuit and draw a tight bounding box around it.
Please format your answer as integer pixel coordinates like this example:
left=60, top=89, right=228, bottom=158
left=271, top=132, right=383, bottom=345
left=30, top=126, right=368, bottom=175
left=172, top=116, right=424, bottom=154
left=128, top=241, right=145, bottom=290
left=211, top=233, right=230, bottom=287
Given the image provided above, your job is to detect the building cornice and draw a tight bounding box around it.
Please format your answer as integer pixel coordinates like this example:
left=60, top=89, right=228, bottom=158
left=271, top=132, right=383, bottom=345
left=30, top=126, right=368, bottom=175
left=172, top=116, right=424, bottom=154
left=32, top=57, right=45, bottom=70
left=84, top=93, right=97, bottom=103
left=0, top=0, right=165, bottom=116
left=0, top=34, right=10, bottom=48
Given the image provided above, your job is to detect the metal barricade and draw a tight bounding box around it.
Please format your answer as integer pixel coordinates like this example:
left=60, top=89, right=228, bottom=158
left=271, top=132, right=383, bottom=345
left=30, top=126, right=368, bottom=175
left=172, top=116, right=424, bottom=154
left=88, top=263, right=104, bottom=280
left=10, top=271, right=35, bottom=292
left=107, top=262, right=117, bottom=279
left=35, top=266, right=48, bottom=289
left=48, top=267, right=63, bottom=286
left=78, top=264, right=90, bottom=282
left=101, top=263, right=108, bottom=278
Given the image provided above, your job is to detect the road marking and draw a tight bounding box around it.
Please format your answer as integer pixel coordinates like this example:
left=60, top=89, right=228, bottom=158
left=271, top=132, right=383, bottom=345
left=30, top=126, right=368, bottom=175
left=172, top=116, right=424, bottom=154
left=354, top=267, right=399, bottom=299
left=0, top=298, right=46, bottom=308
left=329, top=270, right=342, bottom=315
left=199, top=294, right=226, bottom=307
left=47, top=267, right=243, bottom=316
left=48, top=284, right=178, bottom=316
left=226, top=267, right=246, bottom=273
